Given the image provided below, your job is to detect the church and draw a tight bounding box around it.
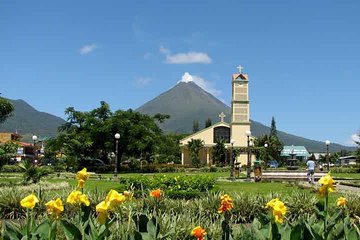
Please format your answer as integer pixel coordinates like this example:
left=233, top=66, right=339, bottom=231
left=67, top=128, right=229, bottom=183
left=179, top=66, right=254, bottom=166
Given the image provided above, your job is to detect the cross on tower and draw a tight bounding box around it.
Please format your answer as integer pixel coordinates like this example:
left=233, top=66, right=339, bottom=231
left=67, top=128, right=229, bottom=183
left=219, top=112, right=226, bottom=122
left=237, top=65, right=243, bottom=73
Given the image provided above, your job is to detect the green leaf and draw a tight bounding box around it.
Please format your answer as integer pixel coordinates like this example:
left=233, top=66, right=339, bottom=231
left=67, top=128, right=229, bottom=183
left=33, top=220, right=51, bottom=239
left=146, top=217, right=159, bottom=238
left=61, top=219, right=82, bottom=240
left=133, top=214, right=149, bottom=233
left=3, top=221, right=23, bottom=240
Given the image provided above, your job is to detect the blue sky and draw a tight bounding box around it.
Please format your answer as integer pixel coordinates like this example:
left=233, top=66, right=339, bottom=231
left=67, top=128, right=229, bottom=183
left=1, top=1, right=359, bottom=146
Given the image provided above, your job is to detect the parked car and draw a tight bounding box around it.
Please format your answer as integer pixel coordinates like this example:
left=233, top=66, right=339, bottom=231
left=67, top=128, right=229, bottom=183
left=267, top=160, right=279, bottom=168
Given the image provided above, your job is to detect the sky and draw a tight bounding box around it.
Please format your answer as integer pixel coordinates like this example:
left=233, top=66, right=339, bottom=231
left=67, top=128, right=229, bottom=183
left=1, top=1, right=359, bottom=147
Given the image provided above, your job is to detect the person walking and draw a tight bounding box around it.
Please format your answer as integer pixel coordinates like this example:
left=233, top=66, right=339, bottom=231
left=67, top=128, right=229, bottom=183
left=306, top=158, right=316, bottom=184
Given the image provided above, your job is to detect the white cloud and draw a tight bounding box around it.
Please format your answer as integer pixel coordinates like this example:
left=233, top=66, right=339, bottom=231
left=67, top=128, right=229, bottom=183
left=166, top=52, right=212, bottom=64
left=79, top=44, right=98, bottom=55
left=143, top=52, right=152, bottom=60
left=134, top=77, right=151, bottom=87
left=345, top=133, right=360, bottom=146
left=159, top=46, right=170, bottom=54
left=159, top=46, right=212, bottom=64
left=178, top=72, right=221, bottom=96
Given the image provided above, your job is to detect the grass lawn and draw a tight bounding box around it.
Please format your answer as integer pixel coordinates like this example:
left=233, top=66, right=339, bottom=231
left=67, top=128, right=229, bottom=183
left=0, top=171, right=349, bottom=201
left=216, top=181, right=309, bottom=195
left=332, top=173, right=360, bottom=179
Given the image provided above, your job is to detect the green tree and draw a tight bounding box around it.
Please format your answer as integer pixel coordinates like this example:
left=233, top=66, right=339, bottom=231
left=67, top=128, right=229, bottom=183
left=253, top=134, right=283, bottom=168
left=355, top=133, right=360, bottom=160
left=205, top=118, right=212, bottom=128
left=192, top=120, right=199, bottom=133
left=270, top=116, right=277, bottom=138
left=0, top=96, right=14, bottom=124
left=212, top=138, right=226, bottom=165
left=53, top=102, right=165, bottom=171
left=187, top=138, right=204, bottom=167
left=156, top=133, right=183, bottom=164
left=0, top=140, right=19, bottom=166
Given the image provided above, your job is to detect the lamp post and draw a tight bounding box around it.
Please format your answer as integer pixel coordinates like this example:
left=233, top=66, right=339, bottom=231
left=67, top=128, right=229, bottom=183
left=246, top=130, right=252, bottom=180
left=225, top=145, right=228, bottom=166
left=230, top=139, right=235, bottom=178
left=114, top=133, right=120, bottom=178
left=32, top=135, right=37, bottom=163
left=264, top=143, right=268, bottom=169
left=325, top=140, right=330, bottom=171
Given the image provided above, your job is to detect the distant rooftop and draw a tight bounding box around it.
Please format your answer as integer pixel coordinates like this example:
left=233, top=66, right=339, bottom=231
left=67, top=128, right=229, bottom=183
left=281, top=146, right=310, bottom=157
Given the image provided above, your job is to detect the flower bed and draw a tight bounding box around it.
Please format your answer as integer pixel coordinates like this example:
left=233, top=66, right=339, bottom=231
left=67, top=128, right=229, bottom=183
left=1, top=169, right=360, bottom=239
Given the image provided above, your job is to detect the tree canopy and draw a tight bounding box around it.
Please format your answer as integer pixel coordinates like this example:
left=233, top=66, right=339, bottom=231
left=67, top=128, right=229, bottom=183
left=47, top=101, right=178, bottom=170
left=0, top=97, right=14, bottom=124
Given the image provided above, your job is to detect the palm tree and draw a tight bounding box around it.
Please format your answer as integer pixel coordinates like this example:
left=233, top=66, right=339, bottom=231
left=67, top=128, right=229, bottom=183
left=212, top=138, right=226, bottom=166
left=187, top=139, right=204, bottom=167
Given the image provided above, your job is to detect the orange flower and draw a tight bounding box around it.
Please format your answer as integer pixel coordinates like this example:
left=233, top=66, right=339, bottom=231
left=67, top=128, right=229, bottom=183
left=123, top=190, right=133, bottom=198
left=337, top=197, right=347, bottom=207
left=191, top=226, right=206, bottom=240
left=150, top=189, right=162, bottom=199
left=218, top=194, right=233, bottom=213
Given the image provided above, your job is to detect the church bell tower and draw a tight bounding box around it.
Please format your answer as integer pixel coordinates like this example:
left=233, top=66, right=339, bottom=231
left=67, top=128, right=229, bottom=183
left=230, top=65, right=251, bottom=146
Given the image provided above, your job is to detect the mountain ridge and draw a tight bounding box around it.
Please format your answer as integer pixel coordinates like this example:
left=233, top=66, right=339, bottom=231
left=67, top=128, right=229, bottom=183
left=137, top=81, right=355, bottom=153
left=0, top=99, right=65, bottom=140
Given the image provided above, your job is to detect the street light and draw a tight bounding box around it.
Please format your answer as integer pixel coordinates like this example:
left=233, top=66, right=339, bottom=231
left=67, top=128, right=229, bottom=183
left=325, top=140, right=330, bottom=171
left=245, top=130, right=252, bottom=180
left=32, top=135, right=37, bottom=163
left=225, top=145, right=228, bottom=166
left=230, top=139, right=235, bottom=178
left=114, top=133, right=120, bottom=178
left=264, top=143, right=268, bottom=169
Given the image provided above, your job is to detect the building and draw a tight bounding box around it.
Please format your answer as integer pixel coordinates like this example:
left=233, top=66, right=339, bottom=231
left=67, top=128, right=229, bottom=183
left=179, top=66, right=254, bottom=166
left=0, top=132, right=21, bottom=143
left=0, top=132, right=36, bottom=162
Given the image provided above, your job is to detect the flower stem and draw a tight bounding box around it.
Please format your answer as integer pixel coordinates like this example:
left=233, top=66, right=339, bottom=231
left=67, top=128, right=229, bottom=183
left=26, top=209, right=30, bottom=238
left=324, top=193, right=328, bottom=232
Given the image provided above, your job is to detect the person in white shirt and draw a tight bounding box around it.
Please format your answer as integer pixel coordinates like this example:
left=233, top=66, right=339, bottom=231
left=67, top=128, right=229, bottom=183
left=306, top=159, right=316, bottom=184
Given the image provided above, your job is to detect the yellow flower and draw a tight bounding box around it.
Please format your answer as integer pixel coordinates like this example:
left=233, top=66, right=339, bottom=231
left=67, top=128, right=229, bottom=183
left=106, top=190, right=126, bottom=209
left=45, top=198, right=64, bottom=218
left=337, top=197, right=347, bottom=207
left=272, top=200, right=287, bottom=223
left=265, top=198, right=280, bottom=209
left=191, top=226, right=207, bottom=240
left=96, top=200, right=109, bottom=224
left=97, top=212, right=108, bottom=225
left=218, top=194, right=233, bottom=213
left=77, top=179, right=85, bottom=189
left=318, top=174, right=336, bottom=196
left=66, top=190, right=90, bottom=206
left=265, top=198, right=287, bottom=223
left=20, top=194, right=39, bottom=210
left=150, top=189, right=162, bottom=199
left=76, top=168, right=90, bottom=181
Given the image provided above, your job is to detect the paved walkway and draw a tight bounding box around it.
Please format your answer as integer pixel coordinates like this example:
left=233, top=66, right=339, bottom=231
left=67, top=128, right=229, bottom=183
left=300, top=182, right=360, bottom=194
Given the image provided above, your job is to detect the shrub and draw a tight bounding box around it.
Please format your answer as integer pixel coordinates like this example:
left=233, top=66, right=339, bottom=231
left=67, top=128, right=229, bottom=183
left=330, top=166, right=360, bottom=173
left=1, top=164, right=23, bottom=172
left=119, top=174, right=215, bottom=199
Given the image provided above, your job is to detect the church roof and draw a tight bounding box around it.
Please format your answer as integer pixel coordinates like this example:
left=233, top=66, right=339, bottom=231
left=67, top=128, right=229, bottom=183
left=232, top=73, right=248, bottom=80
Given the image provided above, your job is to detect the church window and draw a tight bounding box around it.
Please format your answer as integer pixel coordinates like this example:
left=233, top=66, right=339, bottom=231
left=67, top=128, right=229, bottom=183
left=213, top=126, right=230, bottom=143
